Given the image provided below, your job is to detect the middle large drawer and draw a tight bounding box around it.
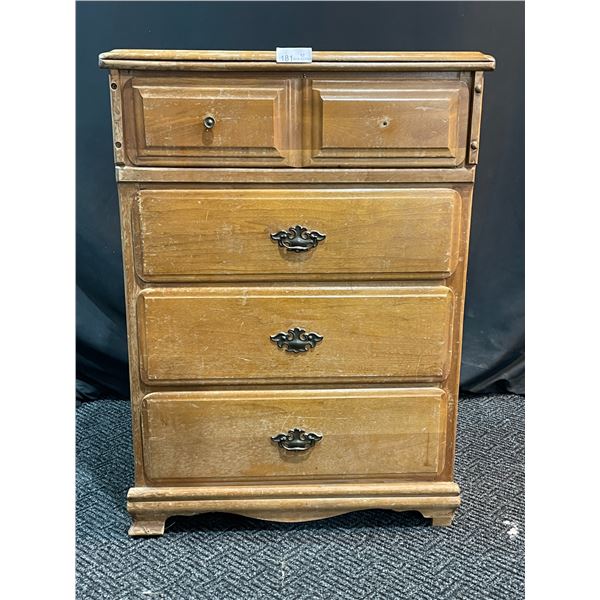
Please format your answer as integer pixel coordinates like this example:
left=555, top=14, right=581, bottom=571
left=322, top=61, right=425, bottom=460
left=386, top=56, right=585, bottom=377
left=137, top=286, right=454, bottom=385
left=133, top=188, right=461, bottom=282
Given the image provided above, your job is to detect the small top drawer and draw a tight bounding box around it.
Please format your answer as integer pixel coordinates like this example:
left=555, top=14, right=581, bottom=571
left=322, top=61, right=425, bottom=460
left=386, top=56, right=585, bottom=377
left=122, top=76, right=298, bottom=166
left=116, top=73, right=473, bottom=168
left=304, top=79, right=470, bottom=167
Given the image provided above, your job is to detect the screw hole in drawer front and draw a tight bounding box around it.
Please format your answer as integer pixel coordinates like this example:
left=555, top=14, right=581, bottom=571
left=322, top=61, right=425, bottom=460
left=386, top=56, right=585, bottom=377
left=305, top=79, right=470, bottom=167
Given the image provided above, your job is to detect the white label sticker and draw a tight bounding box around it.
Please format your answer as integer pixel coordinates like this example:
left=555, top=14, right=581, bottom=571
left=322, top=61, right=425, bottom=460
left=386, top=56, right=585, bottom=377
left=276, top=47, right=313, bottom=63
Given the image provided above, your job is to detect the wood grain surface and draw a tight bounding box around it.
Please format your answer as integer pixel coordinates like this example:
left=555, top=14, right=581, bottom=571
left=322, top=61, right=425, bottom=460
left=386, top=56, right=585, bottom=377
left=304, top=79, right=469, bottom=167
left=100, top=49, right=495, bottom=65
left=134, top=188, right=461, bottom=281
left=140, top=388, right=448, bottom=483
left=119, top=73, right=472, bottom=168
left=124, top=76, right=300, bottom=167
left=99, top=50, right=495, bottom=74
left=137, top=285, right=454, bottom=385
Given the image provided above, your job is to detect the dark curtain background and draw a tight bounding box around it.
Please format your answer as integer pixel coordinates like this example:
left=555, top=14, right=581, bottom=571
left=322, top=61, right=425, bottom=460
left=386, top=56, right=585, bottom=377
left=76, top=1, right=524, bottom=400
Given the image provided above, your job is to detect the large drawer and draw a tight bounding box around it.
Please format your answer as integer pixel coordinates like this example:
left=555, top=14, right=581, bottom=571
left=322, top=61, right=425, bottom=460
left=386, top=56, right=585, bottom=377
left=134, top=188, right=462, bottom=282
left=304, top=79, right=470, bottom=167
left=137, top=286, right=454, bottom=385
left=122, top=76, right=298, bottom=166
left=140, top=388, right=448, bottom=483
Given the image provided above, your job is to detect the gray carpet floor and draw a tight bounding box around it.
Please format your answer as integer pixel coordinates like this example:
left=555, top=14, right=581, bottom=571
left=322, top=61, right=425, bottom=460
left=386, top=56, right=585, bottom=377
left=76, top=394, right=524, bottom=599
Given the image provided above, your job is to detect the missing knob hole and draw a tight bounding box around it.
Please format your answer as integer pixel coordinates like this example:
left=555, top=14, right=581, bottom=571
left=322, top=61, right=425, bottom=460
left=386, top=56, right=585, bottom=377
left=382, top=120, right=389, bottom=127
left=115, top=141, right=122, bottom=148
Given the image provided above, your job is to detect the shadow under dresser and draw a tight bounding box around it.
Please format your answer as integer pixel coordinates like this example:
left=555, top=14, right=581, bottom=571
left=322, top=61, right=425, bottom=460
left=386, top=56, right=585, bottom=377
left=99, top=49, right=495, bottom=536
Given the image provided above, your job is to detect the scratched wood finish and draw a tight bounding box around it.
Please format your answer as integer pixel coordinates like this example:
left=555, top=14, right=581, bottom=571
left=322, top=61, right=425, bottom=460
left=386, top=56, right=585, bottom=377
left=99, top=50, right=495, bottom=73
left=468, top=71, right=485, bottom=164
left=100, top=49, right=495, bottom=64
left=141, top=388, right=447, bottom=483
left=117, top=166, right=476, bottom=183
left=134, top=188, right=461, bottom=281
left=304, top=79, right=470, bottom=167
left=123, top=76, right=299, bottom=167
left=100, top=50, right=494, bottom=535
left=101, top=60, right=496, bottom=73
left=137, top=286, right=454, bottom=385
left=127, top=481, right=461, bottom=532
left=118, top=72, right=475, bottom=168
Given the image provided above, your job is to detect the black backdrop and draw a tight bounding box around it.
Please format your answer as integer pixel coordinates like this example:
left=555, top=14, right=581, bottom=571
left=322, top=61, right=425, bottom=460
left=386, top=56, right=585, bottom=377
left=76, top=1, right=524, bottom=400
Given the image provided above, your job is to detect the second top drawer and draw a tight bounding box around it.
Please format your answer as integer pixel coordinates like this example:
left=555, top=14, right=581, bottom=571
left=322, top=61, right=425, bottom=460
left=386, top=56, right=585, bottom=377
left=304, top=79, right=470, bottom=167
left=133, top=188, right=461, bottom=282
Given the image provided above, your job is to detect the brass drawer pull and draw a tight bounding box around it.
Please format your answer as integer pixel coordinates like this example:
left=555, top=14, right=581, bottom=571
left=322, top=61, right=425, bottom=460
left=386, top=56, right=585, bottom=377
left=203, top=115, right=216, bottom=129
left=270, top=225, right=326, bottom=252
left=272, top=428, right=323, bottom=452
left=270, top=327, right=323, bottom=353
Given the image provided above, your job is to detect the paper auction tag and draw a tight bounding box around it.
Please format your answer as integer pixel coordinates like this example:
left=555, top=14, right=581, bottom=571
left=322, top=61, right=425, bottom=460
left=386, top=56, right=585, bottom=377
left=276, top=47, right=313, bottom=63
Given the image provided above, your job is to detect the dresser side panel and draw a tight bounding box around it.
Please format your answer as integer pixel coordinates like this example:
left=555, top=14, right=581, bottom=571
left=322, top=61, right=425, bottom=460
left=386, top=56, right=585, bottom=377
left=117, top=183, right=147, bottom=486
left=438, top=183, right=475, bottom=480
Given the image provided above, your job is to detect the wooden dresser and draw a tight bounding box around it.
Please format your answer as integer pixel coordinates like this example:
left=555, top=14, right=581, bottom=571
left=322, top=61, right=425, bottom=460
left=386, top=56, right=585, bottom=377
left=99, top=49, right=495, bottom=536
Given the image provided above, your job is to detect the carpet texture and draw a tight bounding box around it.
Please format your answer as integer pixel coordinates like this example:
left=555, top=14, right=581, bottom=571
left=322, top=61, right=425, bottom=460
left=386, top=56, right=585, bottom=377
left=76, top=394, right=524, bottom=599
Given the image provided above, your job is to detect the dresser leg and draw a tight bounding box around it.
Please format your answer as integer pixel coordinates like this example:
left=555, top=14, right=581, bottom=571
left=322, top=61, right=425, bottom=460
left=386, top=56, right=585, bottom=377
left=420, top=509, right=456, bottom=527
left=128, top=516, right=166, bottom=537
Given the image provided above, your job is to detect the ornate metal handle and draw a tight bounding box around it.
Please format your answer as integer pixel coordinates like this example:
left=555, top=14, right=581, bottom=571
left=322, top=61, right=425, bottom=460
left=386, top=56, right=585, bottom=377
left=270, top=327, right=323, bottom=353
left=203, top=115, right=216, bottom=129
left=270, top=225, right=326, bottom=252
left=272, top=428, right=323, bottom=452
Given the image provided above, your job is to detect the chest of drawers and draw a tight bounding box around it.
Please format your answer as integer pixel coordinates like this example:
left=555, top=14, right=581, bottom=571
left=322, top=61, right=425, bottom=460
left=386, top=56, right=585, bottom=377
left=99, top=49, right=495, bottom=536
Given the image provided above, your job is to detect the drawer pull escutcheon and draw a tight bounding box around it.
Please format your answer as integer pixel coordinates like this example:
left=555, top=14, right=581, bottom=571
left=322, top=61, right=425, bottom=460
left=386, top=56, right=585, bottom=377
left=270, top=327, right=323, bottom=353
left=203, top=115, right=216, bottom=129
left=270, top=225, right=326, bottom=252
left=271, top=428, right=323, bottom=452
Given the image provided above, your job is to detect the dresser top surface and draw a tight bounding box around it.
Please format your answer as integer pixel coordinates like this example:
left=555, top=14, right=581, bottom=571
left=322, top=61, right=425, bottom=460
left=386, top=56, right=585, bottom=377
left=99, top=49, right=495, bottom=71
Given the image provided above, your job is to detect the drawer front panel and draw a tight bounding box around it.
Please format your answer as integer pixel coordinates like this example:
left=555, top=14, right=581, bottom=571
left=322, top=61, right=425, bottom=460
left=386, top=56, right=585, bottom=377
left=137, top=286, right=454, bottom=384
left=135, top=188, right=461, bottom=282
left=141, top=388, right=448, bottom=483
left=124, top=77, right=297, bottom=166
left=305, top=79, right=469, bottom=167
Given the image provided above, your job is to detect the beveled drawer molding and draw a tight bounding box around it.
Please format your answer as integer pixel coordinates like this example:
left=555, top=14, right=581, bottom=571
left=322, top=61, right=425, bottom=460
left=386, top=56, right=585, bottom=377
left=136, top=286, right=454, bottom=385
left=101, top=49, right=494, bottom=536
left=133, top=188, right=462, bottom=282
left=304, top=79, right=470, bottom=167
left=123, top=76, right=300, bottom=167
left=140, top=388, right=448, bottom=484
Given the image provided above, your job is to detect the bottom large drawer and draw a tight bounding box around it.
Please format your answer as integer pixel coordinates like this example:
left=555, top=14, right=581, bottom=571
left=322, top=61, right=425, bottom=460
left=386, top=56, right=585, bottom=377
left=140, top=388, right=448, bottom=483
